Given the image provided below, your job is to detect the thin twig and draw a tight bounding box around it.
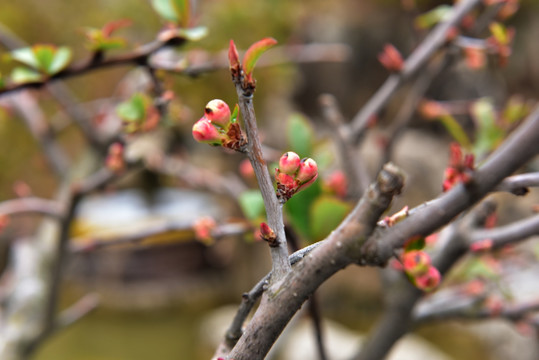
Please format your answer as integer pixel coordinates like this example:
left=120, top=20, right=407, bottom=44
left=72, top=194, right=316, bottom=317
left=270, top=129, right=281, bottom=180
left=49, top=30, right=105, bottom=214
left=231, top=70, right=291, bottom=281
left=469, top=213, right=539, bottom=250
left=496, top=172, right=539, bottom=196
left=0, top=197, right=64, bottom=218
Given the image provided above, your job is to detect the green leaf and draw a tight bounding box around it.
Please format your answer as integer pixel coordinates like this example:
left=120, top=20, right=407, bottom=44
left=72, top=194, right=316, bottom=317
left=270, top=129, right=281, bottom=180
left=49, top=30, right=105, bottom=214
left=285, top=181, right=321, bottom=240
left=438, top=114, right=472, bottom=149
left=414, top=5, right=452, bottom=29
left=171, top=0, right=190, bottom=27
left=309, top=195, right=351, bottom=242
left=490, top=22, right=509, bottom=45
left=176, top=26, right=208, bottom=41
left=238, top=190, right=265, bottom=221
left=10, top=66, right=42, bottom=84
left=11, top=47, right=40, bottom=69
left=230, top=104, right=239, bottom=123
left=502, top=95, right=529, bottom=125
left=471, top=98, right=505, bottom=157
left=286, top=113, right=314, bottom=158
left=33, top=45, right=56, bottom=73
left=116, top=93, right=148, bottom=123
left=48, top=47, right=72, bottom=74
left=404, top=236, right=426, bottom=252
left=151, top=0, right=179, bottom=23
left=242, top=37, right=277, bottom=77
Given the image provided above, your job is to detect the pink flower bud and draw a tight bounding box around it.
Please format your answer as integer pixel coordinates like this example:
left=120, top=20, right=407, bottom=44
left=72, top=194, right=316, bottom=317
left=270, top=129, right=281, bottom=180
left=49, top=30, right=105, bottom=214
left=324, top=171, right=348, bottom=198
left=296, top=158, right=318, bottom=184
left=402, top=250, right=431, bottom=277
left=278, top=152, right=301, bottom=175
left=204, top=99, right=231, bottom=128
left=415, top=266, right=441, bottom=292
left=192, top=117, right=223, bottom=145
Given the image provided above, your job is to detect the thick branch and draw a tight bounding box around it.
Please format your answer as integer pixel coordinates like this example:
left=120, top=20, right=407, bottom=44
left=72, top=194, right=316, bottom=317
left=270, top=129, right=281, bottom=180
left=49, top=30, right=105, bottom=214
left=226, top=163, right=404, bottom=360
left=0, top=197, right=63, bottom=218
left=361, top=106, right=539, bottom=265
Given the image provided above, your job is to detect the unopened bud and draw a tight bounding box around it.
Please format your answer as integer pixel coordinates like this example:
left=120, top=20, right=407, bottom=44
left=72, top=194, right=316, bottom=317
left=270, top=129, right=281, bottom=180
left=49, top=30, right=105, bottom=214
left=415, top=266, right=441, bottom=292
left=192, top=117, right=223, bottom=145
left=296, top=158, right=318, bottom=183
left=260, top=222, right=277, bottom=246
left=402, top=250, right=431, bottom=277
left=205, top=99, right=231, bottom=128
left=278, top=152, right=301, bottom=175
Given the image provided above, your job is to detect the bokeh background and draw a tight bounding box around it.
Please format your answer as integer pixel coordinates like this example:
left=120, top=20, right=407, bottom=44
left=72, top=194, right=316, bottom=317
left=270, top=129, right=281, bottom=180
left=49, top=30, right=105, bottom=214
left=1, top=1, right=539, bottom=359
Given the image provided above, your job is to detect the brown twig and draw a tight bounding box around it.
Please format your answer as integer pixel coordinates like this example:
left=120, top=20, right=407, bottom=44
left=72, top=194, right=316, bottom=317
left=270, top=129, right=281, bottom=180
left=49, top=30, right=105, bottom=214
left=231, top=65, right=291, bottom=281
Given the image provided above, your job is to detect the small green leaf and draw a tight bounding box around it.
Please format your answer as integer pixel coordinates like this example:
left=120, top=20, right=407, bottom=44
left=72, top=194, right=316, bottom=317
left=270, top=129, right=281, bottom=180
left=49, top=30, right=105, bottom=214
left=151, top=0, right=179, bottom=23
left=471, top=98, right=505, bottom=157
left=242, top=37, right=278, bottom=77
left=414, top=5, right=452, bottom=29
left=33, top=45, right=56, bottom=73
left=502, top=95, right=529, bottom=125
left=309, top=195, right=351, bottom=242
left=10, top=66, right=42, bottom=84
left=286, top=113, right=314, bottom=158
left=404, top=236, right=426, bottom=252
left=238, top=190, right=265, bottom=221
left=437, top=114, right=472, bottom=150
left=171, top=0, right=190, bottom=27
left=176, top=26, right=208, bottom=41
left=230, top=104, right=239, bottom=123
left=48, top=47, right=72, bottom=74
left=11, top=47, right=40, bottom=69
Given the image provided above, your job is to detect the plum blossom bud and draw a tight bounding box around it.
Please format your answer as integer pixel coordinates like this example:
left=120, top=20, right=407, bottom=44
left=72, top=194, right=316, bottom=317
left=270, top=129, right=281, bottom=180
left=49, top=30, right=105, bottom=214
left=192, top=117, right=223, bottom=145
left=296, top=158, right=318, bottom=184
left=415, top=266, right=441, bottom=292
left=278, top=152, right=301, bottom=175
left=204, top=99, right=231, bottom=128
left=402, top=250, right=431, bottom=277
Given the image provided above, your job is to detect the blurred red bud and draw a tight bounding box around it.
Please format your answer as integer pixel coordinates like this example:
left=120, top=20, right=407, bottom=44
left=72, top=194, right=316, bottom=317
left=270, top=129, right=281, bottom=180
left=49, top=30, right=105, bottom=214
left=378, top=44, right=404, bottom=72
left=402, top=250, right=431, bottom=277
left=415, top=266, right=441, bottom=292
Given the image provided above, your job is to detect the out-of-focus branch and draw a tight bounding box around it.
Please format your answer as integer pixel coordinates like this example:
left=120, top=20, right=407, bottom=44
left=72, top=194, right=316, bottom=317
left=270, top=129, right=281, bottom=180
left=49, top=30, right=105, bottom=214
left=8, top=92, right=70, bottom=176
left=496, top=173, right=539, bottom=195
left=469, top=213, right=539, bottom=250
left=349, top=0, right=483, bottom=142
left=0, top=197, right=63, bottom=219
left=70, top=220, right=250, bottom=253
left=319, top=93, right=370, bottom=198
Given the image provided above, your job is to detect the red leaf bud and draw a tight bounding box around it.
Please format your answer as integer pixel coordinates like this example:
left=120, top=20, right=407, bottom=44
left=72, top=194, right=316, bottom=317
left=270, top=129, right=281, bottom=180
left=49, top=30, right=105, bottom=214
left=414, top=266, right=441, bottom=292
left=276, top=172, right=296, bottom=188
left=192, top=117, right=223, bottom=145
left=378, top=44, right=404, bottom=72
left=204, top=99, right=231, bottom=128
left=278, top=151, right=301, bottom=175
left=402, top=250, right=431, bottom=277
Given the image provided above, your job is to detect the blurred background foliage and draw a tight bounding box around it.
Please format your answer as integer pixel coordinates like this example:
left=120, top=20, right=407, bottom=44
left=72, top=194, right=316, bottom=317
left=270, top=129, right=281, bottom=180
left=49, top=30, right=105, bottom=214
left=1, top=0, right=539, bottom=359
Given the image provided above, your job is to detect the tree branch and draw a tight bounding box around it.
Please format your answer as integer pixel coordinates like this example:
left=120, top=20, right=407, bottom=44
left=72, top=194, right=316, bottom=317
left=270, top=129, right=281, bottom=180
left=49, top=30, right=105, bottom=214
left=0, top=197, right=63, bottom=219
left=226, top=163, right=404, bottom=360
left=349, top=0, right=482, bottom=143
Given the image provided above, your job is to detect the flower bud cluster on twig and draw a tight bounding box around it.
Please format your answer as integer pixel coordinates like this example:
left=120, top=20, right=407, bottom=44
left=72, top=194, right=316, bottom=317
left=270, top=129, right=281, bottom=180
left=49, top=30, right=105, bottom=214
left=401, top=250, right=441, bottom=292
left=443, top=142, right=475, bottom=191
left=192, top=99, right=247, bottom=151
left=275, top=151, right=318, bottom=203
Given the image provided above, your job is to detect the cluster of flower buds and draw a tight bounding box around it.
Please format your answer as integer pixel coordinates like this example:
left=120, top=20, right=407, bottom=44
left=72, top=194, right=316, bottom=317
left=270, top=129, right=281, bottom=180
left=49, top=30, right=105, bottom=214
left=443, top=142, right=475, bottom=192
left=401, top=250, right=441, bottom=292
left=275, top=151, right=318, bottom=202
left=193, top=216, right=217, bottom=246
left=192, top=99, right=246, bottom=151
left=105, top=142, right=125, bottom=173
